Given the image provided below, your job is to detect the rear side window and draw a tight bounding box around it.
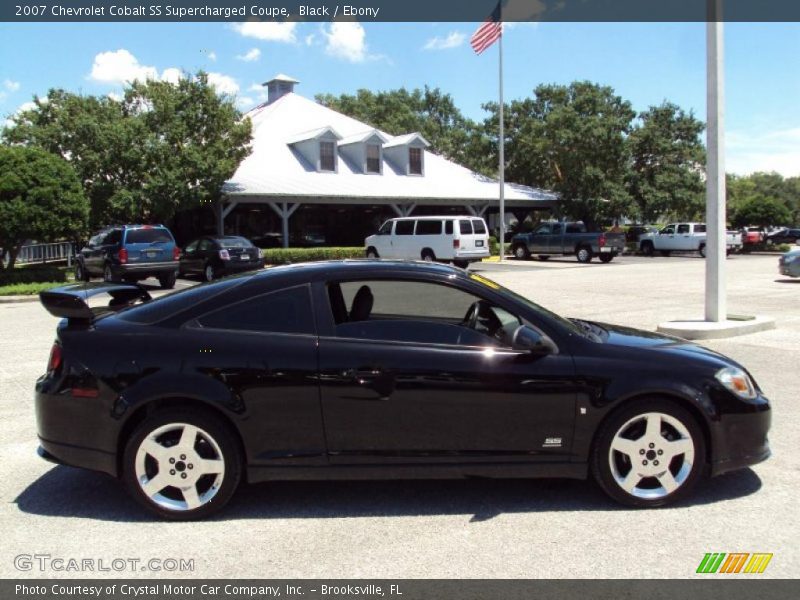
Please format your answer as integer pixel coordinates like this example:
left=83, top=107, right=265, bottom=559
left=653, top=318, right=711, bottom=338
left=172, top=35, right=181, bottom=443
left=445, top=221, right=454, bottom=235
left=105, top=230, right=122, bottom=245
left=472, top=220, right=487, bottom=234
left=395, top=220, right=414, bottom=235
left=197, top=286, right=314, bottom=335
left=416, top=220, right=442, bottom=235
left=458, top=220, right=473, bottom=235
left=125, top=228, right=173, bottom=244
left=677, top=224, right=690, bottom=234
left=566, top=223, right=585, bottom=234
left=694, top=224, right=707, bottom=233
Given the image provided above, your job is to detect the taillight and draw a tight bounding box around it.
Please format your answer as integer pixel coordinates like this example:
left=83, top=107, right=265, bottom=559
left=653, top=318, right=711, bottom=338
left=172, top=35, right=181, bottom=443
left=118, top=248, right=128, bottom=264
left=453, top=239, right=460, bottom=249
left=598, top=234, right=606, bottom=248
left=173, top=246, right=181, bottom=261
left=71, top=387, right=99, bottom=398
left=47, top=343, right=62, bottom=372
left=219, top=249, right=231, bottom=261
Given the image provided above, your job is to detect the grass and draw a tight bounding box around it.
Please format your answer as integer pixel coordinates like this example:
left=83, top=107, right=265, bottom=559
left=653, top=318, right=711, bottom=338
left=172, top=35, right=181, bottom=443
left=0, top=281, right=65, bottom=296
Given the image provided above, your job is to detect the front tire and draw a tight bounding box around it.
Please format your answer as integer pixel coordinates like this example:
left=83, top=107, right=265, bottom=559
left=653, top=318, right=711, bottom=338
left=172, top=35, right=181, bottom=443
left=641, top=241, right=655, bottom=256
left=203, top=263, right=216, bottom=283
left=103, top=264, right=119, bottom=283
left=122, top=409, right=242, bottom=520
left=591, top=399, right=705, bottom=508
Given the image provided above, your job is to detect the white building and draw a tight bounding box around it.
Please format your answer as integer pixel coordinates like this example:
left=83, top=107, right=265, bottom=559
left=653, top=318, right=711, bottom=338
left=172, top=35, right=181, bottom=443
left=219, top=74, right=557, bottom=247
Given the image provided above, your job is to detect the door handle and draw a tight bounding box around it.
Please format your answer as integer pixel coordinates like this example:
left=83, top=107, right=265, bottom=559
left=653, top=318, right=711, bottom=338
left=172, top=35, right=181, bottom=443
left=342, top=368, right=394, bottom=400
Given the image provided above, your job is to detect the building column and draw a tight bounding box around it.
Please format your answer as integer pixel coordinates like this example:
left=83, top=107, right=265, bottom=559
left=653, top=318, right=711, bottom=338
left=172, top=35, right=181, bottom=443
left=268, top=202, right=300, bottom=248
left=390, top=203, right=416, bottom=217
left=217, top=200, right=239, bottom=236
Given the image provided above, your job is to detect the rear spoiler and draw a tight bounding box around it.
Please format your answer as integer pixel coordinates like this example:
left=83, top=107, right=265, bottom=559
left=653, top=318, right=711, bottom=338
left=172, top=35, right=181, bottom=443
left=39, top=283, right=152, bottom=322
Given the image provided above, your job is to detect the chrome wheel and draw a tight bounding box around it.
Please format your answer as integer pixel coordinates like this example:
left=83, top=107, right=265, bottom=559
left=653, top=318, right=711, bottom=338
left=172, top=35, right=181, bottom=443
left=134, top=423, right=225, bottom=512
left=204, top=264, right=215, bottom=282
left=577, top=248, right=591, bottom=263
left=608, top=412, right=695, bottom=500
left=514, top=246, right=528, bottom=259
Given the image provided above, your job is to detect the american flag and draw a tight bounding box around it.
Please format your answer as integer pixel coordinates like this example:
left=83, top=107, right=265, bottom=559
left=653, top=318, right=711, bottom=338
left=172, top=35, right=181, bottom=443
left=470, top=3, right=503, bottom=55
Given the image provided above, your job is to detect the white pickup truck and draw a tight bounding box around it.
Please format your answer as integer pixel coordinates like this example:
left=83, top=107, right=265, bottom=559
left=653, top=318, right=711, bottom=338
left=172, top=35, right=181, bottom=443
left=638, top=223, right=743, bottom=257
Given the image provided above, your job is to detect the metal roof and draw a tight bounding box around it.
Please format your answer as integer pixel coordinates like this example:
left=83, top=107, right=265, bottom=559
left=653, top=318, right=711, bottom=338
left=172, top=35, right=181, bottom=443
left=224, top=92, right=557, bottom=206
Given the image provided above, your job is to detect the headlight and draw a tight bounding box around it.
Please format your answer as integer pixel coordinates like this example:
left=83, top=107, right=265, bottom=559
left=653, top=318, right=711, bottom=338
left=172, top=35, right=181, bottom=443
left=715, top=367, right=757, bottom=400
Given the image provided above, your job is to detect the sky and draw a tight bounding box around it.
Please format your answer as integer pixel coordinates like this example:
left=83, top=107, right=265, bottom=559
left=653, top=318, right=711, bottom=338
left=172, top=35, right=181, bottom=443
left=0, top=20, right=798, bottom=176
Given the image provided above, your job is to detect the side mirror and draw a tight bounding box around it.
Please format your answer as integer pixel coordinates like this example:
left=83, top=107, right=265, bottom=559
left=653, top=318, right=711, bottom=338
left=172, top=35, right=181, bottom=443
left=511, top=325, right=556, bottom=356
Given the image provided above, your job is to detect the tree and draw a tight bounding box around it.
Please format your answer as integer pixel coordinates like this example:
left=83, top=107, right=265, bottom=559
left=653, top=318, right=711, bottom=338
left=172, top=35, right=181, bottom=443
left=2, top=72, right=252, bottom=228
left=627, top=102, right=705, bottom=222
left=316, top=87, right=491, bottom=174
left=727, top=171, right=797, bottom=225
left=483, top=81, right=636, bottom=228
left=0, top=145, right=89, bottom=270
left=732, top=196, right=792, bottom=229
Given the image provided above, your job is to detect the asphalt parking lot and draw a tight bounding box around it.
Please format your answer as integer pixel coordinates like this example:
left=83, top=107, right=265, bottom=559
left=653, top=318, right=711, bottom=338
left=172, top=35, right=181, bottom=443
left=0, top=253, right=797, bottom=579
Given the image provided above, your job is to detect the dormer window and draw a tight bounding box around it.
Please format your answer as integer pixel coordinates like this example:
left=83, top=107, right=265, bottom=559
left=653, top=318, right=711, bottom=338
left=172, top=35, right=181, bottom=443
left=320, top=141, right=336, bottom=172
left=366, top=144, right=381, bottom=174
left=409, top=147, right=423, bottom=175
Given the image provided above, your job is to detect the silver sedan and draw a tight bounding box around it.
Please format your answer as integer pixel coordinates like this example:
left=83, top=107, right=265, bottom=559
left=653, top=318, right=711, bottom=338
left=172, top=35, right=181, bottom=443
left=779, top=249, right=800, bottom=278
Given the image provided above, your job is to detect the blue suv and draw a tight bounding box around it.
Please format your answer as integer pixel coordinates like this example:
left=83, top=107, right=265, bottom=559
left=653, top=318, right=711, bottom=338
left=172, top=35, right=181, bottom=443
left=75, top=225, right=180, bottom=289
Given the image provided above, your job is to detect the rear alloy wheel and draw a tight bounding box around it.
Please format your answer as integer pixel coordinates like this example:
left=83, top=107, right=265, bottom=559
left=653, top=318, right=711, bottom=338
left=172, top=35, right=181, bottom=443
left=421, top=250, right=436, bottom=262
left=576, top=247, right=593, bottom=263
left=592, top=400, right=705, bottom=507
left=513, top=245, right=530, bottom=260
left=123, top=410, right=241, bottom=520
left=204, top=264, right=216, bottom=282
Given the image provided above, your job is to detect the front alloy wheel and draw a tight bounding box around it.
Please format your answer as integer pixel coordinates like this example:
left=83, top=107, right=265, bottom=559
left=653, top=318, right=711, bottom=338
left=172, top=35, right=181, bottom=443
left=204, top=264, right=215, bottom=282
left=123, top=410, right=241, bottom=519
left=592, top=400, right=704, bottom=507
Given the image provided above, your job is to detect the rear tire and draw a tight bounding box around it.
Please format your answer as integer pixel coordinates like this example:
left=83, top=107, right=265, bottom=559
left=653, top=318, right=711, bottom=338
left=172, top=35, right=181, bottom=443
left=421, top=249, right=436, bottom=262
left=591, top=399, right=705, bottom=508
left=158, top=272, right=177, bottom=289
left=103, top=264, right=119, bottom=283
left=599, top=253, right=614, bottom=263
left=203, top=263, right=216, bottom=283
left=513, top=244, right=530, bottom=260
left=122, top=408, right=242, bottom=520
left=75, top=261, right=89, bottom=282
left=641, top=242, right=655, bottom=256
left=699, top=244, right=706, bottom=258
left=576, top=246, right=593, bottom=263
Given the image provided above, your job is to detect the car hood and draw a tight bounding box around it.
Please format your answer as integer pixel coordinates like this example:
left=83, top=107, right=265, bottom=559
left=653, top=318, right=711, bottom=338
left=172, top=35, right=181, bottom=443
left=589, top=321, right=741, bottom=370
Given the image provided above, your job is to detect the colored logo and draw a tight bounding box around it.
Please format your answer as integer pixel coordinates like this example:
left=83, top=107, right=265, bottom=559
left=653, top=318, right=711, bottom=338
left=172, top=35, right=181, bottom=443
left=697, top=553, right=773, bottom=574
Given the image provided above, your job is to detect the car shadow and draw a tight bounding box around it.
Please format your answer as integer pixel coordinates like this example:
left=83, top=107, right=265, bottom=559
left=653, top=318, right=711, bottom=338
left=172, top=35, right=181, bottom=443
left=14, top=465, right=762, bottom=523
left=774, top=279, right=800, bottom=284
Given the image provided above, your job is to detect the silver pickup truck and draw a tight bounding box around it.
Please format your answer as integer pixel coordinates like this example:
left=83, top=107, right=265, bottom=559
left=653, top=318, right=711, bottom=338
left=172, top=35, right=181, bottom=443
left=510, top=222, right=626, bottom=263
left=638, top=223, right=743, bottom=257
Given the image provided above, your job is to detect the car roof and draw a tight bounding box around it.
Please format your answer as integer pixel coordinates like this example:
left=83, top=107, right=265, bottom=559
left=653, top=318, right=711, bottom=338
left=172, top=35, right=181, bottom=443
left=251, top=259, right=469, bottom=283
left=391, top=215, right=485, bottom=220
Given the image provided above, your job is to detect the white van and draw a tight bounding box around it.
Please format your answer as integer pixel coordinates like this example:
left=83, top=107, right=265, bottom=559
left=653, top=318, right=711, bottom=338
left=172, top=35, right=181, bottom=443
left=365, top=216, right=491, bottom=266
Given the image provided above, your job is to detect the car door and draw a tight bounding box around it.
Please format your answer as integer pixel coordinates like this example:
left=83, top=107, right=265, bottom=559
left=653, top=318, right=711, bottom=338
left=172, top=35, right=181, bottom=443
left=547, top=223, right=565, bottom=254
left=197, top=238, right=216, bottom=269
left=314, top=277, right=578, bottom=464
left=186, top=284, right=326, bottom=466
left=181, top=240, right=201, bottom=274
left=675, top=223, right=692, bottom=250
left=82, top=232, right=105, bottom=275
left=391, top=219, right=415, bottom=259
left=657, top=225, right=677, bottom=250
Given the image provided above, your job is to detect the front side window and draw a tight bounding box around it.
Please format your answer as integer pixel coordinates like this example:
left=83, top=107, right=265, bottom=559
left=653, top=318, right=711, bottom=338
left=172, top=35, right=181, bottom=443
left=320, top=141, right=336, bottom=172
left=366, top=144, right=381, bottom=174
left=395, top=220, right=414, bottom=235
left=661, top=226, right=675, bottom=235
left=197, top=286, right=315, bottom=335
left=326, top=279, right=522, bottom=348
left=409, top=147, right=423, bottom=175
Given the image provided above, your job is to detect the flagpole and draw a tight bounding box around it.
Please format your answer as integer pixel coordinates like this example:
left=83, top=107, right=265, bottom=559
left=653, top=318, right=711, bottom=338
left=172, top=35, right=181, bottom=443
left=498, top=28, right=505, bottom=262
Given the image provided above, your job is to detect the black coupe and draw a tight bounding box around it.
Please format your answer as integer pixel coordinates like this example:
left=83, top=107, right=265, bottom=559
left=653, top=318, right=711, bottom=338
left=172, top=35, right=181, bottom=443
left=36, top=261, right=771, bottom=519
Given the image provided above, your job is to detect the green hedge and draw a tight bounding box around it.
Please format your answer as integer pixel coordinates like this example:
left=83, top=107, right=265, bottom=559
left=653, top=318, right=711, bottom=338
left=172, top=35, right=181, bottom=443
left=0, top=265, right=67, bottom=285
left=262, top=247, right=365, bottom=264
